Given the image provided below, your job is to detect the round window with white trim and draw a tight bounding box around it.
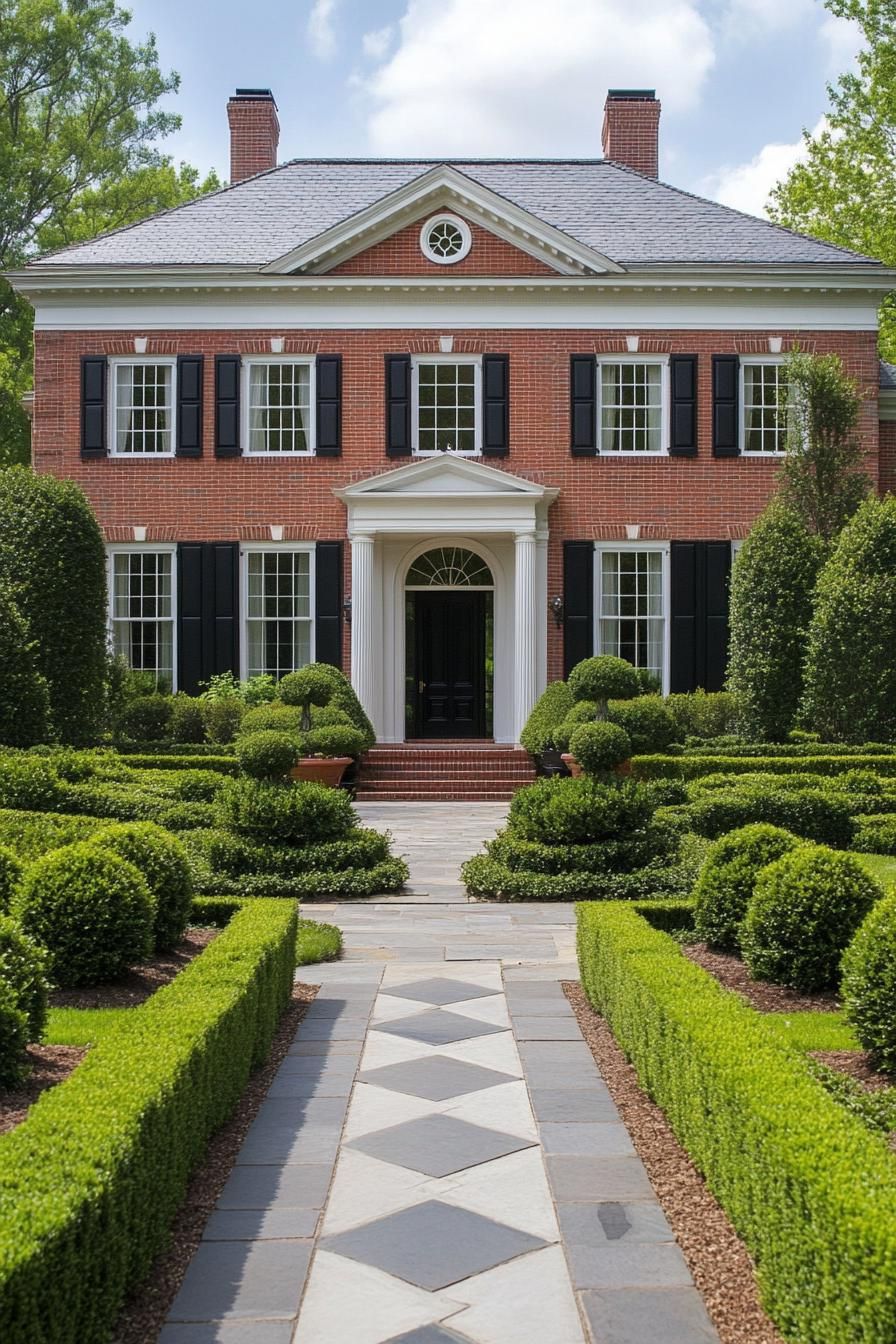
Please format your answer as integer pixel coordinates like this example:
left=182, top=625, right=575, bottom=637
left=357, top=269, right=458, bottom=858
left=420, top=213, right=472, bottom=265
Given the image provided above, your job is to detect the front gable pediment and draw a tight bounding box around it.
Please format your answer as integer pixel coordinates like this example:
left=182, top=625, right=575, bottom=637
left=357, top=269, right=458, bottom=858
left=335, top=454, right=557, bottom=502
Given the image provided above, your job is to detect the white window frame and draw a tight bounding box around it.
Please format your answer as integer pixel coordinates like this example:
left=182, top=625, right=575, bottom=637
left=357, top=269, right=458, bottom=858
left=240, top=543, right=316, bottom=681
left=108, top=356, right=177, bottom=458
left=595, top=354, right=670, bottom=457
left=412, top=354, right=482, bottom=456
left=106, top=543, right=178, bottom=690
left=740, top=356, right=787, bottom=457
left=419, top=213, right=473, bottom=265
left=242, top=355, right=317, bottom=458
left=594, top=541, right=671, bottom=694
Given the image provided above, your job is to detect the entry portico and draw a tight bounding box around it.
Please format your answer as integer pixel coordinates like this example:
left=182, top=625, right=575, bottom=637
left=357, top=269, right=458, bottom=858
left=336, top=456, right=558, bottom=744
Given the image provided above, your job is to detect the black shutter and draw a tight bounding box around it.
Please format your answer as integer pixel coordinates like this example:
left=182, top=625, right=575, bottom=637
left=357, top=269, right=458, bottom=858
left=712, top=355, right=740, bottom=457
left=316, top=355, right=342, bottom=457
left=481, top=354, right=509, bottom=457
left=176, top=355, right=204, bottom=458
left=215, top=355, right=241, bottom=457
left=563, top=541, right=595, bottom=677
left=177, top=542, right=239, bottom=694
left=570, top=356, right=597, bottom=456
left=670, top=540, right=732, bottom=692
left=385, top=355, right=412, bottom=457
left=669, top=355, right=698, bottom=457
left=81, top=356, right=107, bottom=459
left=315, top=541, right=343, bottom=669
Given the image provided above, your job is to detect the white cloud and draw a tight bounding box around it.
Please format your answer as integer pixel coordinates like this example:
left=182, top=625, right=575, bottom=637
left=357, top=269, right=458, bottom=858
left=701, top=117, right=827, bottom=219
left=819, top=11, right=864, bottom=73
left=362, top=25, right=394, bottom=61
left=359, top=0, right=715, bottom=157
left=720, top=0, right=814, bottom=39
left=308, top=0, right=339, bottom=60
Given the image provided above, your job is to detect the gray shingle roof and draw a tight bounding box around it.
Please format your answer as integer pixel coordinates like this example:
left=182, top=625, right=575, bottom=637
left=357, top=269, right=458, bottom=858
left=33, top=159, right=878, bottom=270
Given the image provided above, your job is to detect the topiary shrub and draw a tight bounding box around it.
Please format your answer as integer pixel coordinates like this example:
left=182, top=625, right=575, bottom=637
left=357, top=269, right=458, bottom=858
left=693, top=823, right=803, bottom=952
left=608, top=695, right=680, bottom=754
left=0, top=846, right=24, bottom=913
left=117, top=694, right=173, bottom=742
left=852, top=814, right=896, bottom=856
left=236, top=731, right=299, bottom=781
left=279, top=666, right=336, bottom=728
left=841, top=892, right=896, bottom=1072
left=300, top=724, right=365, bottom=758
left=804, top=496, right=896, bottom=743
left=239, top=703, right=305, bottom=736
left=687, top=785, right=855, bottom=848
left=508, top=775, right=656, bottom=846
left=664, top=689, right=740, bottom=741
left=89, top=822, right=193, bottom=951
left=165, top=770, right=223, bottom=804
left=216, top=778, right=355, bottom=844
left=0, top=756, right=63, bottom=813
left=567, top=655, right=640, bottom=711
left=14, top=843, right=155, bottom=987
left=0, top=586, right=50, bottom=748
left=299, top=662, right=376, bottom=750
left=0, top=983, right=29, bottom=1089
left=201, top=697, right=245, bottom=745
left=727, top=501, right=826, bottom=742
left=741, top=844, right=882, bottom=991
left=169, top=695, right=206, bottom=745
left=0, top=915, right=49, bottom=1041
left=519, top=681, right=575, bottom=755
left=568, top=721, right=632, bottom=776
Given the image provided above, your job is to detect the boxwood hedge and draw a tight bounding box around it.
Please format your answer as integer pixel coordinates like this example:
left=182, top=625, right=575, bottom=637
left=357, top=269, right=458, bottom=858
left=576, top=901, right=896, bottom=1343
left=633, top=753, right=896, bottom=780
left=0, top=896, right=297, bottom=1344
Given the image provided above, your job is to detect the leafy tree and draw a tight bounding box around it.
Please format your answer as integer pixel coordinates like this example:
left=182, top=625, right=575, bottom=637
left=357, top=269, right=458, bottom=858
left=0, top=584, right=49, bottom=746
left=803, top=495, right=896, bottom=742
left=779, top=350, right=871, bottom=541
left=0, top=1, right=221, bottom=465
left=727, top=501, right=826, bottom=741
left=769, top=0, right=896, bottom=356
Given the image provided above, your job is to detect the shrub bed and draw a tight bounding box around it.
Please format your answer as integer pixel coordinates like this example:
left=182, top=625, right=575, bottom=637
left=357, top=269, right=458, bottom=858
left=0, top=808, right=105, bottom=860
left=686, top=786, right=855, bottom=847
left=633, top=753, right=896, bottom=780
left=576, top=901, right=896, bottom=1342
left=0, top=897, right=297, bottom=1344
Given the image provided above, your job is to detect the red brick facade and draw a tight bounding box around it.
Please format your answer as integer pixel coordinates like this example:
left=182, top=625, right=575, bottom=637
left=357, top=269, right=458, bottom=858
left=330, top=216, right=557, bottom=277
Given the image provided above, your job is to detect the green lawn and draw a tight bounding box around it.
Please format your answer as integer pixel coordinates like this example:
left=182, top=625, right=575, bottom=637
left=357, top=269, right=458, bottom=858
left=296, top=917, right=342, bottom=965
left=761, top=1010, right=860, bottom=1053
left=854, top=852, right=896, bottom=887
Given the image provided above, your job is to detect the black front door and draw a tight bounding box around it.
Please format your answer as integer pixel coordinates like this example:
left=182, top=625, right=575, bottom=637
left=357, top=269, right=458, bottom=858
left=413, top=591, right=486, bottom=738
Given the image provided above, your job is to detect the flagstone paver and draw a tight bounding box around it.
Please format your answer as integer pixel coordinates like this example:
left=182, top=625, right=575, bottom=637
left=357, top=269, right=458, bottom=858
left=161, top=803, right=718, bottom=1344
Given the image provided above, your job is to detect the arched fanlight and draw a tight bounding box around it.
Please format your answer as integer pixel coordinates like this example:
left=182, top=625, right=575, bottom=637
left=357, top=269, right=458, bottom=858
left=406, top=546, right=493, bottom=588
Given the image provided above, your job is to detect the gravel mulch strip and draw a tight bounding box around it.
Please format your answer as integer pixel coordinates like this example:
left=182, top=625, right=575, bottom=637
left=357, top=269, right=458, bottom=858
left=111, top=981, right=317, bottom=1344
left=50, top=928, right=219, bottom=1009
left=810, top=1049, right=894, bottom=1092
left=564, top=981, right=784, bottom=1344
left=0, top=1044, right=86, bottom=1136
left=683, top=943, right=839, bottom=1013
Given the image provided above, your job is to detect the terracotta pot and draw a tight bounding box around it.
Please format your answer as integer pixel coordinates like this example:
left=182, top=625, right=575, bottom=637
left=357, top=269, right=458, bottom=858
left=615, top=758, right=633, bottom=777
left=290, top=757, right=352, bottom=788
left=560, top=752, right=583, bottom=777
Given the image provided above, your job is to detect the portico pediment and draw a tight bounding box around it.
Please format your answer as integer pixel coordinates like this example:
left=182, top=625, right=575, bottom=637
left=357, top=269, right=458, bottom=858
left=335, top=453, right=557, bottom=503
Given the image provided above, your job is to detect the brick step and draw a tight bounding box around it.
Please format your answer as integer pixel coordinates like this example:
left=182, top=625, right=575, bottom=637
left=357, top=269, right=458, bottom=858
left=361, top=762, right=535, bottom=776
left=355, top=790, right=515, bottom=802
left=358, top=778, right=529, bottom=793
left=363, top=750, right=531, bottom=762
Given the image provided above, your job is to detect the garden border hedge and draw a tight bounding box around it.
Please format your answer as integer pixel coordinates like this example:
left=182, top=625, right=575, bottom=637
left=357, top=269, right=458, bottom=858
left=0, top=896, right=297, bottom=1343
left=576, top=901, right=896, bottom=1343
left=633, top=753, right=896, bottom=780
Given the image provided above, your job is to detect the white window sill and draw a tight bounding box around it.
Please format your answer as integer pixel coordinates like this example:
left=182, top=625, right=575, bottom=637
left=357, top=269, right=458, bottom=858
left=110, top=451, right=176, bottom=460
left=598, top=450, right=668, bottom=458
left=741, top=451, right=787, bottom=458
left=412, top=449, right=482, bottom=458
left=243, top=451, right=316, bottom=459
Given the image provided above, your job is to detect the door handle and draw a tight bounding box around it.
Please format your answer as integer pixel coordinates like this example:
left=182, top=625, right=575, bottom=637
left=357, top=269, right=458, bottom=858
left=418, top=680, right=426, bottom=694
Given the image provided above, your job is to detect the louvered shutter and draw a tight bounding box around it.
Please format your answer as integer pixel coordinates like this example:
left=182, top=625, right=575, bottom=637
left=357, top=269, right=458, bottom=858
left=316, top=355, right=342, bottom=457
left=563, top=541, right=595, bottom=677
left=177, top=542, right=239, bottom=694
left=315, top=541, right=343, bottom=669
left=176, top=355, right=204, bottom=457
left=712, top=355, right=740, bottom=457
left=81, top=357, right=107, bottom=459
left=570, top=356, right=597, bottom=456
left=669, top=355, right=698, bottom=457
left=481, top=354, right=509, bottom=457
left=214, top=355, right=241, bottom=457
left=385, top=355, right=412, bottom=457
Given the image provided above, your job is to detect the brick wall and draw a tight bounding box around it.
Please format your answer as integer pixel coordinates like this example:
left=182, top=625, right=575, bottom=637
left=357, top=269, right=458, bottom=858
left=227, top=94, right=279, bottom=184
left=33, top=325, right=881, bottom=682
left=602, top=96, right=661, bottom=178
left=329, top=215, right=557, bottom=277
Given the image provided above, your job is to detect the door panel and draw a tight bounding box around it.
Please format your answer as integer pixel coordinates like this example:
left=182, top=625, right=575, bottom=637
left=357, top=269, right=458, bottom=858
left=414, top=591, right=486, bottom=738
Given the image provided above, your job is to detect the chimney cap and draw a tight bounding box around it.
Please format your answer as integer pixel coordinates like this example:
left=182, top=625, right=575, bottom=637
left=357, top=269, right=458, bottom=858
left=232, top=87, right=278, bottom=106
left=606, top=89, right=656, bottom=101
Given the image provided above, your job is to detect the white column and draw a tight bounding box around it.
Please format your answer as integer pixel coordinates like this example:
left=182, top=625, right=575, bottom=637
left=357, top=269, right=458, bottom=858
left=513, top=530, right=538, bottom=741
left=350, top=533, right=376, bottom=722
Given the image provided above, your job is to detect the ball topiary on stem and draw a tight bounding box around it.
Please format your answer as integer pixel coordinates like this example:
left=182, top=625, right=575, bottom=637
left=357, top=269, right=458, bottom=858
left=693, top=823, right=802, bottom=952
left=279, top=667, right=335, bottom=730
left=841, top=892, right=896, bottom=1072
left=567, top=656, right=640, bottom=716
left=236, top=730, right=301, bottom=780
left=567, top=721, right=632, bottom=777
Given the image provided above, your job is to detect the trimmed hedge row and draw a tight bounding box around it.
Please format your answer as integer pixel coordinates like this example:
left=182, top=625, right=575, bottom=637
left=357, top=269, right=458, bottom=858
left=633, top=753, right=896, bottom=780
left=197, top=858, right=409, bottom=900
left=0, top=896, right=297, bottom=1344
left=114, top=752, right=240, bottom=773
left=576, top=902, right=896, bottom=1343
left=463, top=854, right=690, bottom=902
left=0, top=808, right=104, bottom=860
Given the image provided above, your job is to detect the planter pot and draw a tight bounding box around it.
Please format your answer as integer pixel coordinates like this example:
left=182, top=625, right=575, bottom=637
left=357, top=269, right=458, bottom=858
left=290, top=757, right=352, bottom=788
left=560, top=752, right=583, bottom=778
left=535, top=748, right=570, bottom=779
left=615, top=758, right=633, bottom=777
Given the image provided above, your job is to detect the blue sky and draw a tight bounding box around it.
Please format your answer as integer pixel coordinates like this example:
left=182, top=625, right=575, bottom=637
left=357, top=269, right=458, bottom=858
left=125, top=0, right=860, bottom=218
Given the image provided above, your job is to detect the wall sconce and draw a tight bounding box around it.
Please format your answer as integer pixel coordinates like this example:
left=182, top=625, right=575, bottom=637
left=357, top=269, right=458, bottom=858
left=342, top=596, right=352, bottom=625
left=550, top=595, right=564, bottom=628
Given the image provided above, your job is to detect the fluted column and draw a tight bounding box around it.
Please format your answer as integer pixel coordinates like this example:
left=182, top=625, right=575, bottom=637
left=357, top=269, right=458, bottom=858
left=350, top=534, right=376, bottom=722
left=514, top=530, right=538, bottom=741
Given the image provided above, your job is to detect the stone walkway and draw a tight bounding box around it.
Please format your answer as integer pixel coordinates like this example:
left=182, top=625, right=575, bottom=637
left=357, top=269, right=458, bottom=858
left=161, top=804, right=718, bottom=1344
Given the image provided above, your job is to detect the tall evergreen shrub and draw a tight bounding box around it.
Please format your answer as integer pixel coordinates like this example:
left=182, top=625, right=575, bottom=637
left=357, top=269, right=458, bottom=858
left=0, top=586, right=49, bottom=746
left=727, top=502, right=824, bottom=741
left=803, top=496, right=896, bottom=742
left=0, top=468, right=107, bottom=744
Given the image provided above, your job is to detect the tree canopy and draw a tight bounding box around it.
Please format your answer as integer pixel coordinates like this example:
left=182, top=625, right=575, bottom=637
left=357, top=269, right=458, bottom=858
left=0, top=0, right=220, bottom=465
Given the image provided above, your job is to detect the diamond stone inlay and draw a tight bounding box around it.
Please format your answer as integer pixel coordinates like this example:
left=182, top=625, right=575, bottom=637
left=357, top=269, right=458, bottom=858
left=387, top=977, right=500, bottom=1006
left=383, top=1327, right=476, bottom=1344
left=372, top=1009, right=504, bottom=1046
left=322, top=1199, right=547, bottom=1290
left=360, top=1055, right=515, bottom=1101
left=347, top=1113, right=535, bottom=1177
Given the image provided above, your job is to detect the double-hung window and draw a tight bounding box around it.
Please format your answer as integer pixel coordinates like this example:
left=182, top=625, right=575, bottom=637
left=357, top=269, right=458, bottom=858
left=413, top=357, right=480, bottom=454
left=243, top=547, right=315, bottom=679
left=108, top=547, right=176, bottom=688
left=245, top=358, right=315, bottom=455
left=109, top=359, right=176, bottom=456
left=596, top=545, right=669, bottom=688
left=741, top=359, right=787, bottom=455
left=597, top=358, right=667, bottom=454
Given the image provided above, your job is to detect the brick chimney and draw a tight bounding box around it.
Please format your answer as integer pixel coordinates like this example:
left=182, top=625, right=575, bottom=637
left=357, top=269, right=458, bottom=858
left=227, top=88, right=280, bottom=184
left=601, top=89, right=661, bottom=178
